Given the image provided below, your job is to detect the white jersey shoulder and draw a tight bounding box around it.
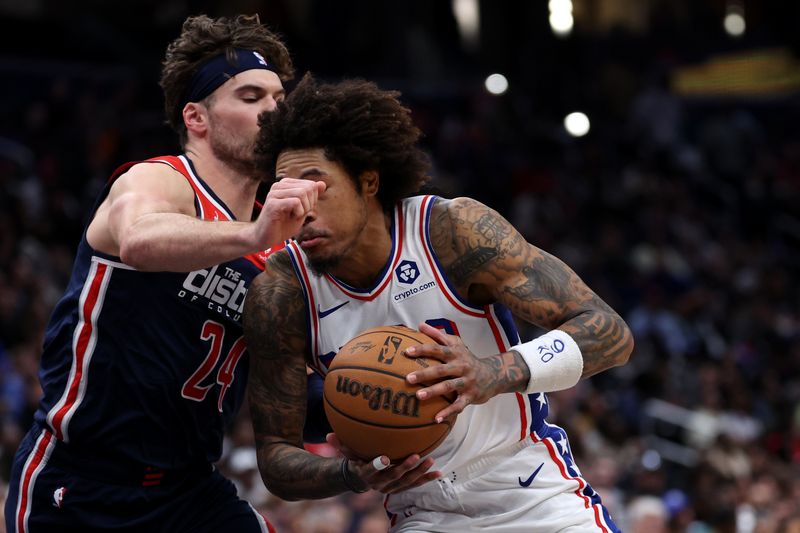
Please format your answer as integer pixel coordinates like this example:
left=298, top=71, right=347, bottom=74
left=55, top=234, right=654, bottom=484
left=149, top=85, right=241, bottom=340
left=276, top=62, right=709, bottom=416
left=285, top=195, right=548, bottom=473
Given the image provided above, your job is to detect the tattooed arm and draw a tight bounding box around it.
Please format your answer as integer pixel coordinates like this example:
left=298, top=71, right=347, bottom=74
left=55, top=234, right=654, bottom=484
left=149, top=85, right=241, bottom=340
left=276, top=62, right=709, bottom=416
left=407, top=197, right=633, bottom=417
left=245, top=250, right=438, bottom=499
left=244, top=250, right=351, bottom=500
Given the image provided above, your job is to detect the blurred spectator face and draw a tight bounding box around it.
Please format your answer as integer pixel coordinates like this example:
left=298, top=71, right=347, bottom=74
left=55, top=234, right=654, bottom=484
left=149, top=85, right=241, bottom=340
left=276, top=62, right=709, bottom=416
left=782, top=516, right=800, bottom=533
left=289, top=501, right=351, bottom=533
left=627, top=496, right=668, bottom=533
left=354, top=508, right=390, bottom=533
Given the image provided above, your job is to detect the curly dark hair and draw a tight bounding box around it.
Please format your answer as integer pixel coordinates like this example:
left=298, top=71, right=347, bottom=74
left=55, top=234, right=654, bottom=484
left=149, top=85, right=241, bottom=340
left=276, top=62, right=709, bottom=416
left=256, top=73, right=431, bottom=211
left=160, top=14, right=294, bottom=147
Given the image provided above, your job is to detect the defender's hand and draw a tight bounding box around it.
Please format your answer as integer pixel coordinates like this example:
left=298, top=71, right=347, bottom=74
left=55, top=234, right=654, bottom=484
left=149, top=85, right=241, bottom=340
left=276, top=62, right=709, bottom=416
left=256, top=178, right=326, bottom=247
left=326, top=433, right=441, bottom=494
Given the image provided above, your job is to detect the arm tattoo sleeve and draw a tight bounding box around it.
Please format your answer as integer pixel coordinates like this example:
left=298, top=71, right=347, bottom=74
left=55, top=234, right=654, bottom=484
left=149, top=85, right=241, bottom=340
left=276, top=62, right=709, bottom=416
left=431, top=197, right=633, bottom=383
left=503, top=253, right=634, bottom=378
left=243, top=251, right=352, bottom=500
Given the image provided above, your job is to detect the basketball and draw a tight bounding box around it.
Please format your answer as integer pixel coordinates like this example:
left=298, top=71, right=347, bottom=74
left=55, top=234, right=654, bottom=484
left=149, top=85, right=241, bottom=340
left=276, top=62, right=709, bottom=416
left=323, top=325, right=455, bottom=462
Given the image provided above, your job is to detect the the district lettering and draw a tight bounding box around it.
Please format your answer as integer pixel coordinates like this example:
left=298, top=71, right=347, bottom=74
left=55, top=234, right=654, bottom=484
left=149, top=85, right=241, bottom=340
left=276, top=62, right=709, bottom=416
left=179, top=265, right=248, bottom=312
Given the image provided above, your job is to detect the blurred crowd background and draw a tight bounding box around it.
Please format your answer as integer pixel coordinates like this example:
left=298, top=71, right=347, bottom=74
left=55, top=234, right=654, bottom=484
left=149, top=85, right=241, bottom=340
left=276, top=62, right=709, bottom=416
left=1, top=1, right=799, bottom=532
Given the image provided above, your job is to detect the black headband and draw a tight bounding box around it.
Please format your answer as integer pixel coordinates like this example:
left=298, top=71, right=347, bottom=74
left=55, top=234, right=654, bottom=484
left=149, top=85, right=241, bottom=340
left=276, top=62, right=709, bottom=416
left=184, top=48, right=278, bottom=105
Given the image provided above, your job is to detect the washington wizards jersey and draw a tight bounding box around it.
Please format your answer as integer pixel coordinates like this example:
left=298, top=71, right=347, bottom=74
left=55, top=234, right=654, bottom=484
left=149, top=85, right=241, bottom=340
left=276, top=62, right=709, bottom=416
left=33, top=155, right=267, bottom=469
left=286, top=195, right=551, bottom=475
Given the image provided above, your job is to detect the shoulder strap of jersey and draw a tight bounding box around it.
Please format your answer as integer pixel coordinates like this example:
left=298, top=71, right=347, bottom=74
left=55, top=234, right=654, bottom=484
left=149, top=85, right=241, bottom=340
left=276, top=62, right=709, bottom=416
left=109, top=155, right=235, bottom=222
left=284, top=241, right=321, bottom=369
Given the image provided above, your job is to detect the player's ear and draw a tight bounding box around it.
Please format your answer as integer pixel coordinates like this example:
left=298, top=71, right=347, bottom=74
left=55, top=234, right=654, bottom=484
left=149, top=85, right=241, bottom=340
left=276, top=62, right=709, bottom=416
left=183, top=102, right=208, bottom=136
left=360, top=170, right=379, bottom=197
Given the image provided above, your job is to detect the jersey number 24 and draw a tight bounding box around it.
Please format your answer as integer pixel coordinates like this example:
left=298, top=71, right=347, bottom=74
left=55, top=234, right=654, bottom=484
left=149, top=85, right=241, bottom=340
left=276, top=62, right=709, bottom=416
left=182, top=320, right=246, bottom=412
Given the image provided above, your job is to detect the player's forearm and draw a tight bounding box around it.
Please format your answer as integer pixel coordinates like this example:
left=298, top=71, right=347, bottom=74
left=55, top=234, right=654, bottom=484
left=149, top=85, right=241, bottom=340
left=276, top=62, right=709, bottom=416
left=501, top=309, right=632, bottom=397
left=558, top=309, right=634, bottom=378
left=256, top=443, right=360, bottom=501
left=119, top=212, right=258, bottom=271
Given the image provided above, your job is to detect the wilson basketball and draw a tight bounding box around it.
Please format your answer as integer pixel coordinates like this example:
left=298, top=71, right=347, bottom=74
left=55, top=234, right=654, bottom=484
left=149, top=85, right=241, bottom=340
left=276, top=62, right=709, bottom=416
left=323, top=325, right=455, bottom=462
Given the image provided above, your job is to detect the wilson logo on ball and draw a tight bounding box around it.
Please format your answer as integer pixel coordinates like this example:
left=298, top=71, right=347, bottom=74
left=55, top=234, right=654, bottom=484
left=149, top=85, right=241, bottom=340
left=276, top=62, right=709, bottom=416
left=334, top=376, right=421, bottom=418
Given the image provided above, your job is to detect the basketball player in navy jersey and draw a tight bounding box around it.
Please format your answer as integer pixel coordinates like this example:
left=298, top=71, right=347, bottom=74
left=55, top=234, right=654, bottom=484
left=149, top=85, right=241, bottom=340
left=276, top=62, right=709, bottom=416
left=5, top=15, right=324, bottom=533
left=244, top=75, right=634, bottom=532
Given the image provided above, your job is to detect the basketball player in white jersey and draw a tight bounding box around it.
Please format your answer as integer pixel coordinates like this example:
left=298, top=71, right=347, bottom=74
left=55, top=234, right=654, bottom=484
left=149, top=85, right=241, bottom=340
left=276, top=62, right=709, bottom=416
left=244, top=74, right=634, bottom=532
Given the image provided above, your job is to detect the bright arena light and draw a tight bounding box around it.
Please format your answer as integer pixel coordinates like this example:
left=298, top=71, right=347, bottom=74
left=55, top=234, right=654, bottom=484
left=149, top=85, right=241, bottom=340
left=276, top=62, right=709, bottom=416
left=451, top=0, right=480, bottom=50
left=724, top=12, right=746, bottom=37
left=548, top=0, right=573, bottom=14
left=564, top=112, right=590, bottom=137
left=485, top=73, right=509, bottom=95
left=549, top=12, right=574, bottom=36
left=548, top=0, right=574, bottom=37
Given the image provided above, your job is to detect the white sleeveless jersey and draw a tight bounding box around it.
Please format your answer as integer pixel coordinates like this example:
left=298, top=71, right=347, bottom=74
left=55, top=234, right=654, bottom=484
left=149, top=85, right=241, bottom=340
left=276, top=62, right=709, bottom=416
left=286, top=195, right=550, bottom=474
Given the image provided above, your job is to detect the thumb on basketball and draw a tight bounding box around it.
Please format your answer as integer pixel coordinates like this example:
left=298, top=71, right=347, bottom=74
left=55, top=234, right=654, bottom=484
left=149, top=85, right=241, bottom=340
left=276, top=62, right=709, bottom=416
left=326, top=433, right=390, bottom=470
left=326, top=433, right=350, bottom=455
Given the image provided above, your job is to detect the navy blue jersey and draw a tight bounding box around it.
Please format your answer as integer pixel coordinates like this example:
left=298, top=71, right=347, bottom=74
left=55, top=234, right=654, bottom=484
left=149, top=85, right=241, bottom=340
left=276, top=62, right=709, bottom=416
left=32, top=155, right=270, bottom=469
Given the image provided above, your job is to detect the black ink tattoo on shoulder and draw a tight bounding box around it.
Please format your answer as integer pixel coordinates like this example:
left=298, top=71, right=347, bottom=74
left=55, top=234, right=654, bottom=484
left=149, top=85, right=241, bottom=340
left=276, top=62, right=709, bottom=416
left=429, top=197, right=526, bottom=289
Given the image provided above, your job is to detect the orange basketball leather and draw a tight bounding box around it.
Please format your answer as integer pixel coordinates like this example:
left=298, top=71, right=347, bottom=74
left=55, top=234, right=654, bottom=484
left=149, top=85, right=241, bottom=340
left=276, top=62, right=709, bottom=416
left=323, top=325, right=454, bottom=461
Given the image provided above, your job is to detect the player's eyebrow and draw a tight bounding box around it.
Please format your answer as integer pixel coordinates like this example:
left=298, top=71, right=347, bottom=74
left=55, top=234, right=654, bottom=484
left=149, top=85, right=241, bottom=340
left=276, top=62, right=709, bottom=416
left=276, top=168, right=325, bottom=181
left=299, top=168, right=324, bottom=179
left=233, top=84, right=265, bottom=94
left=233, top=84, right=285, bottom=99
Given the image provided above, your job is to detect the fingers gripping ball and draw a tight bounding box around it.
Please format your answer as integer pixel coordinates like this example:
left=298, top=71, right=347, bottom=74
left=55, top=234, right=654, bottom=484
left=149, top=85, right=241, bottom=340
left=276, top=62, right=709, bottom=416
left=323, top=325, right=455, bottom=462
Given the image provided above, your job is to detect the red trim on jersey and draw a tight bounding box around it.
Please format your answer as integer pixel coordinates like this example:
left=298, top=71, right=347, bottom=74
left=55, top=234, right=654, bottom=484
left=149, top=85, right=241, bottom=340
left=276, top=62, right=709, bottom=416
left=243, top=255, right=266, bottom=270
left=108, top=160, right=139, bottom=183
left=418, top=196, right=485, bottom=318
left=16, top=429, right=54, bottom=533
left=533, top=432, right=610, bottom=532
left=51, top=262, right=108, bottom=440
left=174, top=156, right=233, bottom=221
left=324, top=206, right=405, bottom=301
left=515, top=393, right=528, bottom=441
left=243, top=242, right=285, bottom=271
left=484, top=307, right=507, bottom=349
left=483, top=304, right=530, bottom=441
left=112, top=156, right=238, bottom=222
left=288, top=241, right=320, bottom=358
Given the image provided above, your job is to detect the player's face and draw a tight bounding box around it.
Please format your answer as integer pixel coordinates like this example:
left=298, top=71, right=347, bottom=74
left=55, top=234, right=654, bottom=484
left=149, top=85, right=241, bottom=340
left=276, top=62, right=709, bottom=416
left=276, top=148, right=369, bottom=275
left=206, top=69, right=285, bottom=179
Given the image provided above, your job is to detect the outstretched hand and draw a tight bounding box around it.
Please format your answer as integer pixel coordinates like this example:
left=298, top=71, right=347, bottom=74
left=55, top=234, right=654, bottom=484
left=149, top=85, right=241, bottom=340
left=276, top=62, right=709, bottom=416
left=405, top=323, right=510, bottom=422
left=326, top=434, right=441, bottom=494
left=255, top=178, right=326, bottom=247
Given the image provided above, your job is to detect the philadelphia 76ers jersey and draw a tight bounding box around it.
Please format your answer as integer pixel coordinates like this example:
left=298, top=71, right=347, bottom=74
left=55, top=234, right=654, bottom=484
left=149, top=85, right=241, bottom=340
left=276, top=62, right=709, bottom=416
left=285, top=195, right=551, bottom=475
left=32, top=155, right=269, bottom=469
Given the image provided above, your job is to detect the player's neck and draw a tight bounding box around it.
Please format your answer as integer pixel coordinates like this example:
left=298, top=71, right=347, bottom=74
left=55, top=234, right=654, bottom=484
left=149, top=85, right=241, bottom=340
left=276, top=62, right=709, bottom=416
left=330, top=210, right=394, bottom=288
left=183, top=144, right=260, bottom=221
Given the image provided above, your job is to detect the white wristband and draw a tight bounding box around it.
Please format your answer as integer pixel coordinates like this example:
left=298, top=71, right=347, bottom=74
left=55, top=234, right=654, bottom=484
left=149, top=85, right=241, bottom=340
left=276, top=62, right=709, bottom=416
left=512, top=330, right=583, bottom=394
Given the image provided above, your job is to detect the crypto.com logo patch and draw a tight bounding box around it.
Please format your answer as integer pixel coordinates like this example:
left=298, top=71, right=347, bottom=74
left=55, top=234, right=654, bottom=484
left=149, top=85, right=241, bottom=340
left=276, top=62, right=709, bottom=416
left=395, top=260, right=420, bottom=284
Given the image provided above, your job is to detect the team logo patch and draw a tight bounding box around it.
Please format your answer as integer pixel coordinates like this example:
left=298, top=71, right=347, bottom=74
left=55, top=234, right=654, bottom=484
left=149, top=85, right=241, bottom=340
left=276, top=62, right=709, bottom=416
left=395, top=260, right=419, bottom=284
left=253, top=51, right=268, bottom=66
